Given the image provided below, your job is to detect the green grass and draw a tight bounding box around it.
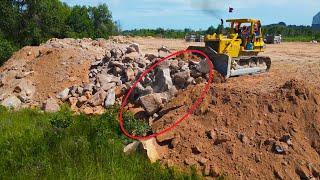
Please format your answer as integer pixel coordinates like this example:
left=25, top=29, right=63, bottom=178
left=283, top=35, right=314, bottom=42
left=0, top=106, right=200, bottom=179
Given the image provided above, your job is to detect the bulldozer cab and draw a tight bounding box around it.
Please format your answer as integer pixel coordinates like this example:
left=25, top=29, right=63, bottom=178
left=205, top=18, right=265, bottom=58
left=227, top=19, right=262, bottom=38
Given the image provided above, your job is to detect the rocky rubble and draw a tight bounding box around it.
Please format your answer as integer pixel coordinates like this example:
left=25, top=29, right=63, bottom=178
left=52, top=40, right=211, bottom=116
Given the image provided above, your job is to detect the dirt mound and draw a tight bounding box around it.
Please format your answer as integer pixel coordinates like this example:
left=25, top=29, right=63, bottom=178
left=151, top=79, right=320, bottom=179
left=0, top=38, right=126, bottom=108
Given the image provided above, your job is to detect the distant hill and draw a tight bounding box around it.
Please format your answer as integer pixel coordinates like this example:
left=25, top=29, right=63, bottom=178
left=312, top=12, right=320, bottom=29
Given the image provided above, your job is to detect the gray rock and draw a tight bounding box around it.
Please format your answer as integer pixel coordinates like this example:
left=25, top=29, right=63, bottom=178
left=198, top=59, right=210, bottom=73
left=125, top=68, right=135, bottom=82
left=139, top=93, right=164, bottom=115
left=101, top=82, right=116, bottom=91
left=83, top=83, right=95, bottom=92
left=89, top=90, right=107, bottom=106
left=14, top=80, right=36, bottom=99
left=166, top=86, right=178, bottom=99
left=145, top=53, right=158, bottom=61
left=77, top=87, right=84, bottom=95
left=104, top=89, right=116, bottom=107
left=56, top=88, right=70, bottom=101
left=128, top=43, right=140, bottom=53
left=153, top=68, right=173, bottom=93
left=1, top=96, right=21, bottom=108
left=169, top=59, right=180, bottom=71
left=43, top=98, right=60, bottom=112
left=109, top=61, right=124, bottom=68
left=144, top=86, right=153, bottom=95
left=110, top=48, right=123, bottom=58
left=123, top=141, right=141, bottom=155
left=173, top=70, right=191, bottom=89
left=123, top=52, right=140, bottom=63
left=97, top=74, right=120, bottom=85
left=273, top=142, right=289, bottom=154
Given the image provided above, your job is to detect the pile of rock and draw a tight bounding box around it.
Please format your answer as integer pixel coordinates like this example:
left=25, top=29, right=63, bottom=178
left=56, top=42, right=211, bottom=116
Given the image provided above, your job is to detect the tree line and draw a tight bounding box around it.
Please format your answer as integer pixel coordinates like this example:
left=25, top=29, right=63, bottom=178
left=124, top=23, right=320, bottom=42
left=0, top=0, right=119, bottom=65
left=1, top=1, right=320, bottom=65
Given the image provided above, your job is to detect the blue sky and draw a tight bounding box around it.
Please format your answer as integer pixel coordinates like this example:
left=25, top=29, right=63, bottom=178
left=61, top=0, right=320, bottom=30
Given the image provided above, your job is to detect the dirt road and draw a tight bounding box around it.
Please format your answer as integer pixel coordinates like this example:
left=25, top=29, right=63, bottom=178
left=132, top=37, right=320, bottom=91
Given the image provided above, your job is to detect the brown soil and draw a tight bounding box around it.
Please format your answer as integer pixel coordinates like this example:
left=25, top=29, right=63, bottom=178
left=152, top=80, right=320, bottom=179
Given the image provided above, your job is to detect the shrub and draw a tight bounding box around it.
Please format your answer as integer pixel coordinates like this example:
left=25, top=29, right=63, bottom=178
left=0, top=37, right=16, bottom=65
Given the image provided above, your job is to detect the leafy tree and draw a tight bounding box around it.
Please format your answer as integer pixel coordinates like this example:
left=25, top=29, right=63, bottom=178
left=89, top=4, right=116, bottom=39
left=0, top=33, right=16, bottom=65
left=206, top=26, right=216, bottom=35
left=66, top=5, right=94, bottom=38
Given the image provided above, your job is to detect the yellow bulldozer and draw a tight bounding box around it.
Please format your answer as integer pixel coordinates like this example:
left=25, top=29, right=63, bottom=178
left=188, top=19, right=271, bottom=78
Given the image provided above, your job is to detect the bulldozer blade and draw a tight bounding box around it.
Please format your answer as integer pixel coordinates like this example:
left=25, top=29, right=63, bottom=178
left=187, top=46, right=271, bottom=79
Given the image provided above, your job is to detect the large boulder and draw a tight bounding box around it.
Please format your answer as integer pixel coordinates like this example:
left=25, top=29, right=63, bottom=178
left=1, top=96, right=21, bottom=109
left=153, top=68, right=173, bottom=93
left=139, top=93, right=164, bottom=115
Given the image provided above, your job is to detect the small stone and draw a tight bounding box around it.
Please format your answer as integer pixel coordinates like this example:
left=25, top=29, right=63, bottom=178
left=123, top=141, right=141, bottom=155
left=145, top=53, right=158, bottom=61
left=56, top=88, right=70, bottom=101
left=127, top=43, right=140, bottom=53
left=156, top=131, right=175, bottom=143
left=273, top=142, right=289, bottom=154
left=77, top=96, right=87, bottom=107
left=89, top=90, right=107, bottom=106
left=237, top=133, right=250, bottom=145
left=123, top=52, right=140, bottom=62
left=169, top=59, right=180, bottom=71
left=83, top=83, right=94, bottom=92
left=43, top=98, right=60, bottom=112
left=93, top=106, right=105, bottom=115
left=280, top=134, right=293, bottom=146
left=83, top=106, right=94, bottom=115
left=198, top=157, right=208, bottom=165
left=125, top=68, right=135, bottom=82
left=101, top=83, right=116, bottom=91
left=184, top=158, right=197, bottom=166
left=84, top=91, right=92, bottom=100
left=1, top=96, right=21, bottom=109
left=191, top=145, right=202, bottom=154
left=214, top=130, right=232, bottom=145
left=198, top=58, right=210, bottom=73
left=68, top=97, right=78, bottom=109
left=104, top=89, right=116, bottom=107
left=141, top=138, right=160, bottom=163
left=206, top=130, right=217, bottom=140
